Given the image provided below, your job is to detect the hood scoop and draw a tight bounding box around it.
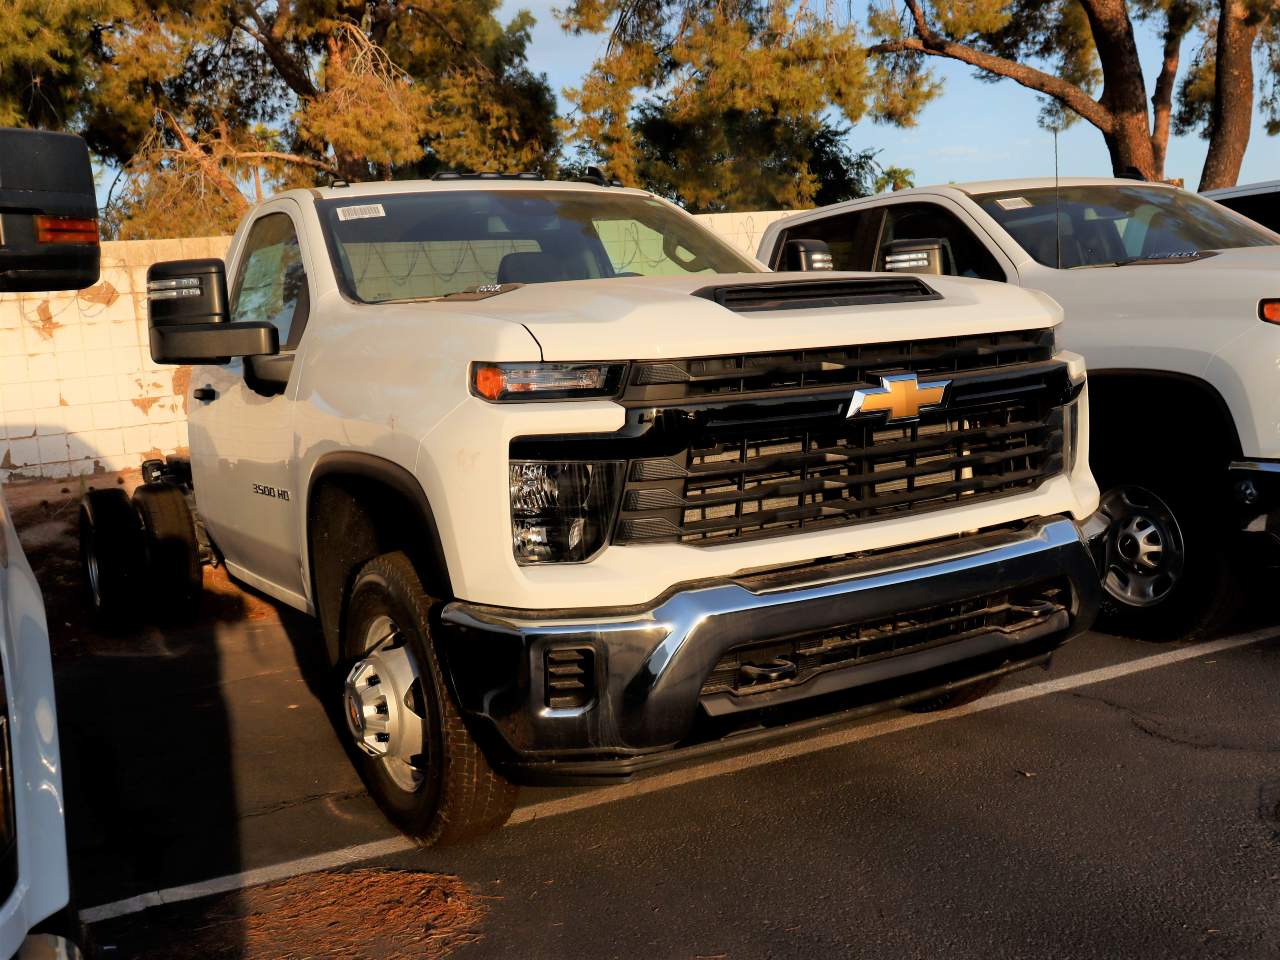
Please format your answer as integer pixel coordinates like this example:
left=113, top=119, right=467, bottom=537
left=693, top=277, right=943, bottom=313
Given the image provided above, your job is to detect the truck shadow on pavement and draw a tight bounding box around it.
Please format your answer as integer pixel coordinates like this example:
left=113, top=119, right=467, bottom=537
left=8, top=479, right=251, bottom=959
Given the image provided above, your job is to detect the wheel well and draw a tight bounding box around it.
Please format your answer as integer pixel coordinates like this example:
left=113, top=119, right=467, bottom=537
left=306, top=456, right=451, bottom=664
left=1087, top=371, right=1241, bottom=475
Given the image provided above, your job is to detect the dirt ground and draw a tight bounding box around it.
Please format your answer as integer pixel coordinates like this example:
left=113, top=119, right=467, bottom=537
left=6, top=470, right=281, bottom=660
left=91, top=869, right=488, bottom=960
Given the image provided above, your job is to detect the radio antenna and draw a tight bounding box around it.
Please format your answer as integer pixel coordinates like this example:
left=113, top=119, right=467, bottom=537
left=1054, top=126, right=1063, bottom=270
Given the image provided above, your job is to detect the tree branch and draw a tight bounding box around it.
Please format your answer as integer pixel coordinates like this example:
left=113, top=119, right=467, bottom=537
left=233, top=2, right=318, bottom=98
left=162, top=148, right=340, bottom=176
left=160, top=112, right=248, bottom=213
left=1149, top=3, right=1195, bottom=177
left=869, top=36, right=1113, bottom=132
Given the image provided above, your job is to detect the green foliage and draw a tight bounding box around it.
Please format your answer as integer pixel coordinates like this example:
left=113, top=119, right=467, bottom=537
left=630, top=110, right=882, bottom=211
left=0, top=0, right=129, bottom=128
left=875, top=164, right=916, bottom=192
left=560, top=0, right=899, bottom=208
left=21, top=0, right=559, bottom=236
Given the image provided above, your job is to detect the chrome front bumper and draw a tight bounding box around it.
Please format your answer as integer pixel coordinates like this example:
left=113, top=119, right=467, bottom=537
left=441, top=516, right=1101, bottom=783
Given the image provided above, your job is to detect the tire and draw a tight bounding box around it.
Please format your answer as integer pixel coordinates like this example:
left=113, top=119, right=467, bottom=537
left=1093, top=470, right=1241, bottom=642
left=904, top=676, right=1001, bottom=713
left=132, top=482, right=202, bottom=613
left=79, top=488, right=145, bottom=624
left=341, top=551, right=516, bottom=845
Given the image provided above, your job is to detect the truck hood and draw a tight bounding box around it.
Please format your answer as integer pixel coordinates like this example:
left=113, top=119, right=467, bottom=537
left=444, top=271, right=1063, bottom=361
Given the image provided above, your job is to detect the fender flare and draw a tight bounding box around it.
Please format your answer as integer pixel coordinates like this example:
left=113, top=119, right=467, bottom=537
left=304, top=451, right=452, bottom=661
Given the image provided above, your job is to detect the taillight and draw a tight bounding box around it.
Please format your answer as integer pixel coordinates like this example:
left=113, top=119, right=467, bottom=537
left=1261, top=300, right=1280, bottom=325
left=33, top=215, right=99, bottom=245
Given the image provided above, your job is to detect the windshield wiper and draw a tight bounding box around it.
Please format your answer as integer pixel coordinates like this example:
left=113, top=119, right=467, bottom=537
left=1076, top=250, right=1213, bottom=268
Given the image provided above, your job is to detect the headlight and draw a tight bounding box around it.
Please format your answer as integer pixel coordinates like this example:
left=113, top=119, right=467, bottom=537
left=510, top=461, right=623, bottom=563
left=473, top=362, right=626, bottom=402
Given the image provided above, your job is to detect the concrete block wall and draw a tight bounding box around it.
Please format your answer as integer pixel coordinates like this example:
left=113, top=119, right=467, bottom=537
left=696, top=210, right=796, bottom=261
left=0, top=237, right=231, bottom=482
left=0, top=211, right=796, bottom=482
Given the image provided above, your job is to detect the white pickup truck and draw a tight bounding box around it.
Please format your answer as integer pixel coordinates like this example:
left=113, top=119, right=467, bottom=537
left=761, top=178, right=1280, bottom=641
left=0, top=126, right=101, bottom=960
left=82, top=176, right=1102, bottom=844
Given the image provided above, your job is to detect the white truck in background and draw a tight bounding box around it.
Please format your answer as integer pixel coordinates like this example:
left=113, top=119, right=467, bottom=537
left=761, top=178, right=1280, bottom=641
left=0, top=126, right=101, bottom=960
left=82, top=175, right=1103, bottom=845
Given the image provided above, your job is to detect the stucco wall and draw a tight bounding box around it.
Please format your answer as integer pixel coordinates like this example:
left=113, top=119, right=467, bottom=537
left=0, top=210, right=794, bottom=482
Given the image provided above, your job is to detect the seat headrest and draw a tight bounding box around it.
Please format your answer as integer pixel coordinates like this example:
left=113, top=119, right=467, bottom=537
left=497, top=251, right=564, bottom=285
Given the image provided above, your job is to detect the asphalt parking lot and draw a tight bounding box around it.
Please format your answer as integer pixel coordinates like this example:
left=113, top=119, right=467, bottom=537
left=46, top=586, right=1280, bottom=959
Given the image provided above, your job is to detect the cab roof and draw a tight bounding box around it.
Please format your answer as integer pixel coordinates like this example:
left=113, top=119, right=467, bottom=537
left=946, top=176, right=1180, bottom=197
left=296, top=177, right=654, bottom=204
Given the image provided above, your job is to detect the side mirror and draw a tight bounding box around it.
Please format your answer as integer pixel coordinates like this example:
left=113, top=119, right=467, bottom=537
left=147, top=258, right=278, bottom=364
left=0, top=128, right=101, bottom=292
left=880, top=238, right=948, bottom=275
left=783, top=238, right=834, bottom=272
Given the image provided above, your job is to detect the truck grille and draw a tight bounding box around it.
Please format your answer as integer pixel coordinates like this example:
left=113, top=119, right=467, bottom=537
left=615, top=400, right=1064, bottom=545
left=700, top=579, right=1069, bottom=699
left=624, top=328, right=1054, bottom=403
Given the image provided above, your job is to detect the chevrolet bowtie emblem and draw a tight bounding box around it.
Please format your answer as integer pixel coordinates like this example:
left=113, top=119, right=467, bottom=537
left=847, top=372, right=950, bottom=422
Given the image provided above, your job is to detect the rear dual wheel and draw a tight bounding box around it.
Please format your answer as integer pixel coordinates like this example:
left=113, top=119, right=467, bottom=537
left=341, top=552, right=516, bottom=845
left=79, top=483, right=201, bottom=624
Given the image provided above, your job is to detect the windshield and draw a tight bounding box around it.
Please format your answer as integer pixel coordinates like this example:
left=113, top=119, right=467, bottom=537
left=974, top=184, right=1278, bottom=268
left=317, top=189, right=760, bottom=302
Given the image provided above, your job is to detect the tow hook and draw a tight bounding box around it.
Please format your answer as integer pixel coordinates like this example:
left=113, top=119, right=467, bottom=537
left=739, top=658, right=798, bottom=686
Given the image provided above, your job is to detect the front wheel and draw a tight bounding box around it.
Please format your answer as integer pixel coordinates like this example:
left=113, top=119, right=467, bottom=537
left=1094, top=479, right=1240, bottom=641
left=341, top=552, right=516, bottom=845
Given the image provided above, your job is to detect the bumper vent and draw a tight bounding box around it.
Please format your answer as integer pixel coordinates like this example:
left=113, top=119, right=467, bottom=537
left=544, top=646, right=596, bottom=710
left=701, top=580, right=1069, bottom=700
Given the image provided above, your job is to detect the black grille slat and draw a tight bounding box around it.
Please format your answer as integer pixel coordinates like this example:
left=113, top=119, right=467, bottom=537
left=624, top=330, right=1055, bottom=402
left=680, top=416, right=1051, bottom=482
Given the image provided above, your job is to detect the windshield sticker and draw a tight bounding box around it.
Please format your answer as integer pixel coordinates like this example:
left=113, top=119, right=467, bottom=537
left=996, top=196, right=1032, bottom=210
left=337, top=203, right=386, bottom=221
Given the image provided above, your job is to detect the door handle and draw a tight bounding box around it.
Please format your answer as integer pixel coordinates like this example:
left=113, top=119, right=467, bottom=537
left=193, top=386, right=217, bottom=402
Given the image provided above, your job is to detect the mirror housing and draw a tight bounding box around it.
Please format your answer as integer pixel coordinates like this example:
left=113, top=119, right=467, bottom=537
left=783, top=238, right=834, bottom=272
left=147, top=258, right=279, bottom=364
left=0, top=128, right=101, bottom=292
left=880, top=238, right=948, bottom=275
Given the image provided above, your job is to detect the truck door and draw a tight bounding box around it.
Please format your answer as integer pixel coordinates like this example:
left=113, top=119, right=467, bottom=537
left=187, top=200, right=314, bottom=606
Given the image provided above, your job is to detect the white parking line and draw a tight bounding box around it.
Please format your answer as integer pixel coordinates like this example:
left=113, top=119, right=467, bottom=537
left=80, top=627, right=1277, bottom=924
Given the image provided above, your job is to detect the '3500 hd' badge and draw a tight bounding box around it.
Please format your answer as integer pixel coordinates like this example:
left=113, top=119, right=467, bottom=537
left=252, top=483, right=291, bottom=502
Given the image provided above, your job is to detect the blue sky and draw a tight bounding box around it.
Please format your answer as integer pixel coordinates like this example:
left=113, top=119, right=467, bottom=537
left=503, top=1, right=1277, bottom=190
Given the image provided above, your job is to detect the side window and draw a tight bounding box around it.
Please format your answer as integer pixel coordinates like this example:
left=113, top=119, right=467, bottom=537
left=1217, top=193, right=1280, bottom=234
left=230, top=213, right=309, bottom=348
left=879, top=203, right=1006, bottom=281
left=776, top=208, right=883, bottom=271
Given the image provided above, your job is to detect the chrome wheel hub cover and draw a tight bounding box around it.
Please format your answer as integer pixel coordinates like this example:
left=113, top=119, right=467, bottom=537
left=344, top=615, right=426, bottom=793
left=1098, top=485, right=1186, bottom=609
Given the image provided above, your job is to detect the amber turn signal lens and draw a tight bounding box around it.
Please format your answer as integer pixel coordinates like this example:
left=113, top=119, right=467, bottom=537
left=1261, top=300, right=1280, bottom=325
left=473, top=364, right=507, bottom=400
left=33, top=215, right=99, bottom=245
